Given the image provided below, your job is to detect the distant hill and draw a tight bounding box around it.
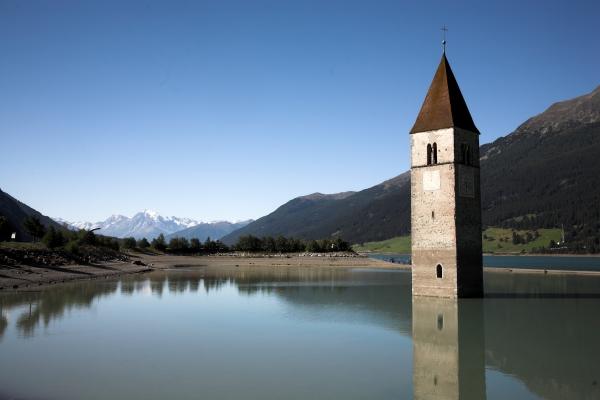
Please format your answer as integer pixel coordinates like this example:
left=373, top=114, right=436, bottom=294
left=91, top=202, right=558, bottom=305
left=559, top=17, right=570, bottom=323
left=221, top=174, right=410, bottom=245
left=480, top=85, right=600, bottom=251
left=0, top=189, right=62, bottom=241
left=166, top=220, right=253, bottom=241
left=223, top=86, right=600, bottom=252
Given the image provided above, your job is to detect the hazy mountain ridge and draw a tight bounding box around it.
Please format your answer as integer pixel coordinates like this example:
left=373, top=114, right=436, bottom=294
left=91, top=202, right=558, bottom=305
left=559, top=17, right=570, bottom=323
left=56, top=211, right=200, bottom=240
left=221, top=172, right=410, bottom=245
left=166, top=220, right=253, bottom=241
left=55, top=211, right=251, bottom=241
left=224, top=85, right=600, bottom=250
left=54, top=215, right=129, bottom=232
left=481, top=86, right=600, bottom=160
left=299, top=192, right=356, bottom=201
left=514, top=85, right=600, bottom=134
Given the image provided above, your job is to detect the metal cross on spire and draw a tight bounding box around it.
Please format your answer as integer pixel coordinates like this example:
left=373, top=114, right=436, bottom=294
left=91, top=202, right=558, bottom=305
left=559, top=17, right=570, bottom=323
left=441, top=25, right=448, bottom=53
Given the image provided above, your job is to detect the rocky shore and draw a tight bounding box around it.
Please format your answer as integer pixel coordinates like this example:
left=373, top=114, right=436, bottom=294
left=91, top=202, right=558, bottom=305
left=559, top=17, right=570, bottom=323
left=0, top=245, right=129, bottom=267
left=0, top=245, right=139, bottom=291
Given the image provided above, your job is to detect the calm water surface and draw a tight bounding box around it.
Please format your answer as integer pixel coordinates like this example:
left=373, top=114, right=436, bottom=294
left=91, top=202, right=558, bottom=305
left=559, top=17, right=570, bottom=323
left=370, top=253, right=600, bottom=271
left=1, top=266, right=599, bottom=400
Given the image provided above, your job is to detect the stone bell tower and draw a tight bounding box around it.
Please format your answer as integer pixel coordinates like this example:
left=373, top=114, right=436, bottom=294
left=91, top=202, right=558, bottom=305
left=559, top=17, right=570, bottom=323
left=410, top=52, right=483, bottom=298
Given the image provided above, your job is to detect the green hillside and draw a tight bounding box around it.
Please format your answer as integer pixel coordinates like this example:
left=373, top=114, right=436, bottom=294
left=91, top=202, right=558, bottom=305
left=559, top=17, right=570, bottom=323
left=482, top=228, right=562, bottom=253
left=353, top=236, right=411, bottom=253
left=353, top=228, right=562, bottom=254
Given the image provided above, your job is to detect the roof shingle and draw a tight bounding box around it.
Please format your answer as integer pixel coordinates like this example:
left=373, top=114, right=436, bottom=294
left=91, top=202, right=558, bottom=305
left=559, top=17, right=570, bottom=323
left=410, top=54, right=479, bottom=134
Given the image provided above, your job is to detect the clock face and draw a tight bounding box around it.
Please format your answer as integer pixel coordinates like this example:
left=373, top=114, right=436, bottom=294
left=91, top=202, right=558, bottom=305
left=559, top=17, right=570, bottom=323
left=423, top=170, right=441, bottom=191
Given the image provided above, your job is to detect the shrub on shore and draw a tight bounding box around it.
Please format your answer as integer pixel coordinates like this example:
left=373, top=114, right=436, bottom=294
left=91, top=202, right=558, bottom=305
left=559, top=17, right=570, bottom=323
left=234, top=235, right=351, bottom=254
left=42, top=226, right=67, bottom=249
left=35, top=226, right=120, bottom=254
left=122, top=237, right=137, bottom=249
left=23, top=216, right=46, bottom=242
left=168, top=237, right=190, bottom=252
left=161, top=237, right=228, bottom=255
left=65, top=240, right=80, bottom=254
left=151, top=234, right=167, bottom=252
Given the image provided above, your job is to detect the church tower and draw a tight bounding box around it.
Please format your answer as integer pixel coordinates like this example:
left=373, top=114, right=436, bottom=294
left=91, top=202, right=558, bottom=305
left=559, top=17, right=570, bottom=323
left=410, top=52, right=483, bottom=298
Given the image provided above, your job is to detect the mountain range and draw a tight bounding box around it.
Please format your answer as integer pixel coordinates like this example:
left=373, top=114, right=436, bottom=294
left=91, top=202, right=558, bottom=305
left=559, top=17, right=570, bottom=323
left=2, top=85, right=599, bottom=250
left=222, top=85, right=600, bottom=251
left=55, top=211, right=251, bottom=241
left=165, top=220, right=252, bottom=242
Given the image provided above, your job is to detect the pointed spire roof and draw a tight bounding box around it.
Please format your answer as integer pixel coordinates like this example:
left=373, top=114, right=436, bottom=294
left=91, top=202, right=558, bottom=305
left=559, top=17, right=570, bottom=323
left=410, top=53, right=479, bottom=134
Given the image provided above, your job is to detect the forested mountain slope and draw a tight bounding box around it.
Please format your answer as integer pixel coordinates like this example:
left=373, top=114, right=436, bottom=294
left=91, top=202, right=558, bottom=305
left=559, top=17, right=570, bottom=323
left=0, top=189, right=62, bottom=241
left=224, top=86, right=600, bottom=252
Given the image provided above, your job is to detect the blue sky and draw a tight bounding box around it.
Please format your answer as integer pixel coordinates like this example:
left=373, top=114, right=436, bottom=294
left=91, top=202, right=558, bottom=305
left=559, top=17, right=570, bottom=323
left=1, top=0, right=598, bottom=222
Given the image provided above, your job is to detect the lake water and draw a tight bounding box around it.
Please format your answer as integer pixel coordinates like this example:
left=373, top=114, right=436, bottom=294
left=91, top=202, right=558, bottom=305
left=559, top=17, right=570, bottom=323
left=1, top=266, right=599, bottom=400
left=369, top=253, right=600, bottom=271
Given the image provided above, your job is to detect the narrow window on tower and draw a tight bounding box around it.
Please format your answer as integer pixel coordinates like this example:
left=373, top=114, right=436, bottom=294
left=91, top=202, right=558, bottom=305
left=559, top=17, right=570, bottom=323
left=432, top=210, right=435, bottom=219
left=432, top=143, right=438, bottom=164
left=426, top=144, right=432, bottom=165
left=436, top=264, right=443, bottom=279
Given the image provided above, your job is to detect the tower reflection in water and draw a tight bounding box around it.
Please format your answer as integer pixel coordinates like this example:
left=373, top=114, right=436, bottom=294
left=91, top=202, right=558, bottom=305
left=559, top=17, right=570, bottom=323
left=412, top=297, right=486, bottom=400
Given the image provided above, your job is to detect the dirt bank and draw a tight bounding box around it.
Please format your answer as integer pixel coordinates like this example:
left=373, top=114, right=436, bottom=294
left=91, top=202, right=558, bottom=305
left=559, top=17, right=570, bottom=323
left=0, top=252, right=400, bottom=291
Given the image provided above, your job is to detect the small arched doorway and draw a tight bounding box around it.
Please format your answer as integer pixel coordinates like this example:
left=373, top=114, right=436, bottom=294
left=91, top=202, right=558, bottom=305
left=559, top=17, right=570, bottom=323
left=436, top=264, right=443, bottom=279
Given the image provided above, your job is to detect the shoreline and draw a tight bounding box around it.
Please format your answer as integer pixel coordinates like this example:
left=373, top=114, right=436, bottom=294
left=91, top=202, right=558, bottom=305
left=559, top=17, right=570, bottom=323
left=484, top=266, right=600, bottom=276
left=0, top=260, right=153, bottom=292
left=2, top=252, right=600, bottom=292
left=0, top=253, right=399, bottom=292
left=137, top=253, right=404, bottom=271
left=361, top=251, right=600, bottom=258
left=484, top=253, right=600, bottom=258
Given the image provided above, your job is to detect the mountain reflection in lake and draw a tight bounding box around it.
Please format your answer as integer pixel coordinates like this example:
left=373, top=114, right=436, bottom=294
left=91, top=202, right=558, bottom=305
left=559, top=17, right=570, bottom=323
left=0, top=267, right=599, bottom=400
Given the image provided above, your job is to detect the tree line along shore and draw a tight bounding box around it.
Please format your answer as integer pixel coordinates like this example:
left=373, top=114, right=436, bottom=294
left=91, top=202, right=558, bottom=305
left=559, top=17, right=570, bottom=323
left=1, top=216, right=357, bottom=271
left=1, top=215, right=596, bottom=277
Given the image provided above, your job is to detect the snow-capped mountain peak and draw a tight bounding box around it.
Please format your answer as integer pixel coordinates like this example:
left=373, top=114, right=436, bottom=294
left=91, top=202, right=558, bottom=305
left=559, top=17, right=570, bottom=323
left=53, top=218, right=99, bottom=231
left=52, top=211, right=236, bottom=240
left=142, top=209, right=160, bottom=220
left=103, top=215, right=128, bottom=226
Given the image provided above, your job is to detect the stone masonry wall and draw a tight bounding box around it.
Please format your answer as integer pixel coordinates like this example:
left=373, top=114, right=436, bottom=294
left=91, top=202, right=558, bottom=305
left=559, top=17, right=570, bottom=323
left=411, top=128, right=483, bottom=298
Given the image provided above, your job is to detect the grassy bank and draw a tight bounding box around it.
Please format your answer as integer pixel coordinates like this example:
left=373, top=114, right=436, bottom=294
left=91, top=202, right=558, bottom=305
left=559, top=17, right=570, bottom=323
left=353, top=228, right=563, bottom=254
left=0, top=241, right=45, bottom=250
left=353, top=236, right=411, bottom=254
left=482, top=228, right=562, bottom=253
